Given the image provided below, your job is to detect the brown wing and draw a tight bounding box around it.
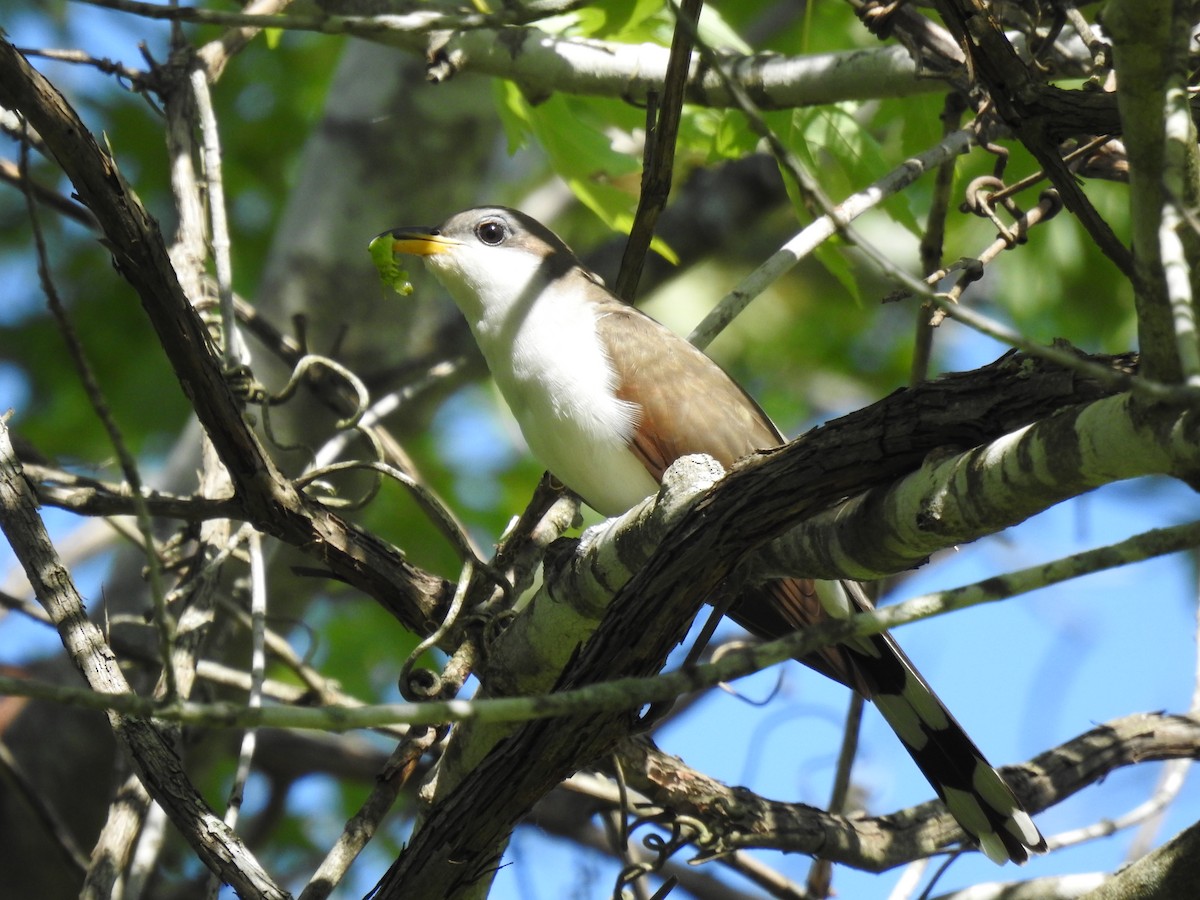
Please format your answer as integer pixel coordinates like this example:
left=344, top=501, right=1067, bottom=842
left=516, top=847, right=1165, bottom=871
left=591, top=300, right=859, bottom=681
left=592, top=302, right=782, bottom=478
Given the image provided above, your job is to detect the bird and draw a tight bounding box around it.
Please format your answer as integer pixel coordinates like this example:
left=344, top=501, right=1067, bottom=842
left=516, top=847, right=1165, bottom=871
left=383, top=206, right=1045, bottom=864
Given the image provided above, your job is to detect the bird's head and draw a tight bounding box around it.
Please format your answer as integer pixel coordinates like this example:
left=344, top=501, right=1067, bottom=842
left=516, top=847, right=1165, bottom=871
left=380, top=206, right=583, bottom=323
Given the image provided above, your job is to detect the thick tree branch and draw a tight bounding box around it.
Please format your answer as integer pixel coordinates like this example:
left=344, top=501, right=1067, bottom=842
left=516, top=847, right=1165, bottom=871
left=81, top=0, right=948, bottom=108
left=373, top=350, right=1195, bottom=896
left=761, top=388, right=1200, bottom=582
left=23, top=348, right=1146, bottom=565
left=1079, top=815, right=1200, bottom=900
left=618, top=711, right=1200, bottom=872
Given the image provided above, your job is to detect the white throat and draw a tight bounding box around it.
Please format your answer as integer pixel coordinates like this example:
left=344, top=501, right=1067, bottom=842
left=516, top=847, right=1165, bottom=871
left=427, top=252, right=657, bottom=515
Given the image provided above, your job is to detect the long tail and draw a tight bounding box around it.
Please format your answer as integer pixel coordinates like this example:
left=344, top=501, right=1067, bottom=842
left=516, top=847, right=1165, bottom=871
left=732, top=577, right=1045, bottom=863
left=844, top=628, right=1045, bottom=863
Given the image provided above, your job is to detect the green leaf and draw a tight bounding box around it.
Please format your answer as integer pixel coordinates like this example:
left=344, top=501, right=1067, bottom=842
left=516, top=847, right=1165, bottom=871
left=572, top=0, right=662, bottom=39
left=708, top=109, right=762, bottom=161
left=496, top=85, right=647, bottom=234
left=697, top=5, right=752, bottom=53
left=813, top=240, right=862, bottom=305
left=791, top=103, right=922, bottom=236
left=494, top=80, right=532, bottom=155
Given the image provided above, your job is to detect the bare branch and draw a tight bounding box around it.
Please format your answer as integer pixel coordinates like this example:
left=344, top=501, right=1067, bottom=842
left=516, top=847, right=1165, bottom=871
left=618, top=711, right=1200, bottom=871
left=77, top=0, right=946, bottom=107
left=0, top=417, right=287, bottom=899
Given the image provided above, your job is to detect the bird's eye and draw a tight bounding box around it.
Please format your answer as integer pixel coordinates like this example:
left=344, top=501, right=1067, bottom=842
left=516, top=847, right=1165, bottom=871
left=475, top=220, right=506, bottom=246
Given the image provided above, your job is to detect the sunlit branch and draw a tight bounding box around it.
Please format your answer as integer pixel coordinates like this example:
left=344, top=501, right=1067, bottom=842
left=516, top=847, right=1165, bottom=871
left=3, top=518, right=1197, bottom=732
left=688, top=128, right=976, bottom=349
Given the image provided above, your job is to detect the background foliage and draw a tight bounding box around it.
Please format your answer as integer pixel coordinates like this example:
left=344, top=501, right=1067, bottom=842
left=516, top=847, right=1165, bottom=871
left=1, top=1, right=1198, bottom=899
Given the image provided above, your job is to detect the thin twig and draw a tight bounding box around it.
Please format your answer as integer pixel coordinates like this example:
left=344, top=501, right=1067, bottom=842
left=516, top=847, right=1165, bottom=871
left=297, top=727, right=439, bottom=900
left=0, top=587, right=52, bottom=623
left=0, top=157, right=98, bottom=227
left=296, top=459, right=495, bottom=578
left=14, top=45, right=149, bottom=85
left=205, top=533, right=268, bottom=898
left=189, top=66, right=241, bottom=368
left=911, top=93, right=966, bottom=384
left=400, top=559, right=475, bottom=701
left=212, top=592, right=346, bottom=703
left=985, top=133, right=1119, bottom=206
left=225, top=532, right=268, bottom=831
left=19, top=122, right=178, bottom=699
left=806, top=693, right=865, bottom=898
left=196, top=0, right=295, bottom=82
left=265, top=354, right=370, bottom=430
left=26, top=463, right=242, bottom=521
left=123, top=798, right=169, bottom=900
left=688, top=128, right=976, bottom=350
left=614, top=0, right=703, bottom=302
left=931, top=297, right=1197, bottom=404
left=669, top=3, right=844, bottom=231
left=0, top=106, right=50, bottom=156
left=0, top=739, right=91, bottom=872
left=308, top=357, right=486, bottom=559
left=931, top=188, right=1064, bottom=309
left=885, top=855, right=930, bottom=900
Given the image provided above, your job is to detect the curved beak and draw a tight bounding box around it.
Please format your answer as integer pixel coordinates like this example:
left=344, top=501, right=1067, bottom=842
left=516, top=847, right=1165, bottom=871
left=377, top=226, right=461, bottom=257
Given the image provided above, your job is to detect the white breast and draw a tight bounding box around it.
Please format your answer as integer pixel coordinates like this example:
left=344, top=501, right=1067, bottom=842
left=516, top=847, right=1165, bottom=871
left=473, top=284, right=659, bottom=516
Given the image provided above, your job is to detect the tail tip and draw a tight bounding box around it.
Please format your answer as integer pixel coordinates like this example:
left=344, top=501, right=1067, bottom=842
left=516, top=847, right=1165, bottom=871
left=979, top=810, right=1047, bottom=865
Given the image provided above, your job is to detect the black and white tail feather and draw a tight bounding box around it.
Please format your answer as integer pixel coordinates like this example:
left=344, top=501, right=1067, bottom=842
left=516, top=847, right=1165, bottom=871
left=833, top=581, right=1045, bottom=864
left=735, top=575, right=1044, bottom=863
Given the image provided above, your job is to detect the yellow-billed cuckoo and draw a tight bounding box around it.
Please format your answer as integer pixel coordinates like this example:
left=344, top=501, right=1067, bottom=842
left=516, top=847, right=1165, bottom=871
left=384, top=206, right=1045, bottom=864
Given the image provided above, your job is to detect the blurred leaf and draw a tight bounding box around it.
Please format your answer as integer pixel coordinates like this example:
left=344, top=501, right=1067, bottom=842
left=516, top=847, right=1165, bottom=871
left=812, top=239, right=863, bottom=305
left=708, top=107, right=762, bottom=160
left=571, top=0, right=662, bottom=39
left=792, top=103, right=922, bottom=236
left=697, top=6, right=753, bottom=53
left=495, top=82, right=672, bottom=249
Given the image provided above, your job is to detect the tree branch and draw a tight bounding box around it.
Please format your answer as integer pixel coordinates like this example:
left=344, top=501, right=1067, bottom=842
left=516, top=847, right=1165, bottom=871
left=1107, top=0, right=1200, bottom=384
left=80, top=0, right=946, bottom=107
left=0, top=417, right=288, bottom=899
left=1079, top=814, right=1200, bottom=900
left=618, top=711, right=1200, bottom=872
left=371, top=358, right=1196, bottom=895
left=0, top=36, right=452, bottom=636
left=932, top=0, right=1135, bottom=277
